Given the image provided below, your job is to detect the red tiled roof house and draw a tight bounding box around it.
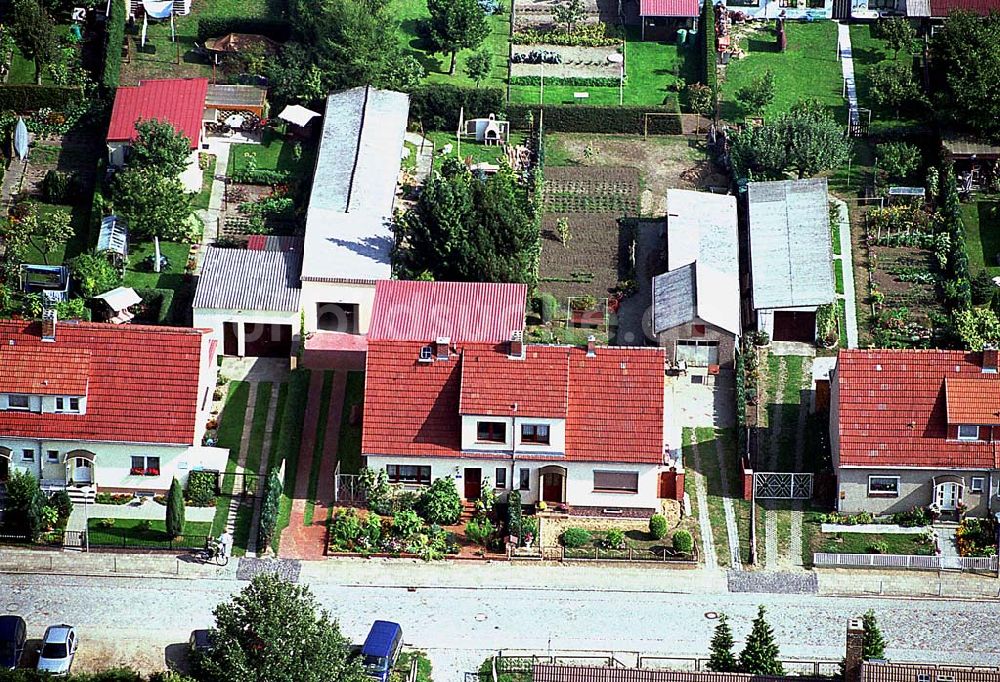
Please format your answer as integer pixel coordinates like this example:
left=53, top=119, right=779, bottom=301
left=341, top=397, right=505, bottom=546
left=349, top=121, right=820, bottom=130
left=106, top=78, right=209, bottom=192
left=0, top=320, right=225, bottom=501
left=832, top=348, right=1000, bottom=517
left=361, top=282, right=677, bottom=513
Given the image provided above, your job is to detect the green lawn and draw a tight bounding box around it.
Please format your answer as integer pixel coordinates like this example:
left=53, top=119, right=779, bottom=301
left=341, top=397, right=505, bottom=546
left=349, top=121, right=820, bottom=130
left=962, top=200, right=1000, bottom=276
left=23, top=203, right=90, bottom=266
left=337, top=372, right=365, bottom=475
left=232, top=382, right=273, bottom=556
left=268, top=383, right=290, bottom=470
left=835, top=260, right=845, bottom=295
left=395, top=652, right=433, bottom=682
left=304, top=371, right=335, bottom=527
left=848, top=24, right=923, bottom=133
left=425, top=130, right=526, bottom=165
left=831, top=211, right=842, bottom=255
left=229, top=128, right=315, bottom=179
left=192, top=155, right=217, bottom=211
left=391, top=0, right=511, bottom=89
left=837, top=297, right=848, bottom=348
left=87, top=518, right=213, bottom=549
left=211, top=381, right=251, bottom=537
left=272, top=369, right=312, bottom=553
left=814, top=530, right=933, bottom=556
left=510, top=28, right=694, bottom=107
left=123, top=240, right=191, bottom=289
left=693, top=426, right=732, bottom=569
left=721, top=22, right=843, bottom=123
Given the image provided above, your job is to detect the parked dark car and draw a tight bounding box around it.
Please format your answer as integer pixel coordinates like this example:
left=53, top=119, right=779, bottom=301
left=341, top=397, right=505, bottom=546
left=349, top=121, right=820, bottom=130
left=0, top=615, right=26, bottom=670
left=189, top=630, right=214, bottom=655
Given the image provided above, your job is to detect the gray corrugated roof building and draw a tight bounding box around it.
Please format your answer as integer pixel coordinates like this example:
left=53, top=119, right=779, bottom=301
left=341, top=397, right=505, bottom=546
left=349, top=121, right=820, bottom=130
left=748, top=178, right=834, bottom=310
left=652, top=190, right=740, bottom=335
left=301, top=86, right=409, bottom=283
left=193, top=245, right=302, bottom=312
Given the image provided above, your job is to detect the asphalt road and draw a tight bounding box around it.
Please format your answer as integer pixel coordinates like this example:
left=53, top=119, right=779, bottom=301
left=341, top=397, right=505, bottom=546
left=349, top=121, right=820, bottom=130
left=3, top=568, right=1000, bottom=679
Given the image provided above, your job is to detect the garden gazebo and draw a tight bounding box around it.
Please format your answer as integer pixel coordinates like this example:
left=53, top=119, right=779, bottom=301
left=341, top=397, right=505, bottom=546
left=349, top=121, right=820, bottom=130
left=639, top=0, right=699, bottom=40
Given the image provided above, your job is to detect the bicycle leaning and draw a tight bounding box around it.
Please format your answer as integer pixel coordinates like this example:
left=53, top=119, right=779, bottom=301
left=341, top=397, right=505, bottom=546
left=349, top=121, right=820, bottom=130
left=196, top=537, right=230, bottom=566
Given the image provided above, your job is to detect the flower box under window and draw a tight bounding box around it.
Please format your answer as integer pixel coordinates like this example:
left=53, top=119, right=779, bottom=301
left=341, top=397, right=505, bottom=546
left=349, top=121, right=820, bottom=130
left=130, top=467, right=145, bottom=476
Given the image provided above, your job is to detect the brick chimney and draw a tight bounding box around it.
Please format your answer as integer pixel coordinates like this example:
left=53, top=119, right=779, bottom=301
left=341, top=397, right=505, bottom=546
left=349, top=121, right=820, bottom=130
left=586, top=335, right=596, bottom=358
left=984, top=346, right=999, bottom=374
left=509, top=330, right=525, bottom=360
left=435, top=336, right=450, bottom=361
left=844, top=617, right=865, bottom=682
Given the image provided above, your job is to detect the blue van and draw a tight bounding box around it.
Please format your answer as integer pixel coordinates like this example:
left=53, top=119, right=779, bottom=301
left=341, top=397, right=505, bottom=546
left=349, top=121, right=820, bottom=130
left=360, top=621, right=403, bottom=682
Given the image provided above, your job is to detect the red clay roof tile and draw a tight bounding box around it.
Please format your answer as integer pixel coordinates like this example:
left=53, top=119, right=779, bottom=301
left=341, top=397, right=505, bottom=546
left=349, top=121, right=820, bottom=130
left=0, top=320, right=208, bottom=445
left=107, top=78, right=208, bottom=149
left=0, top=346, right=90, bottom=395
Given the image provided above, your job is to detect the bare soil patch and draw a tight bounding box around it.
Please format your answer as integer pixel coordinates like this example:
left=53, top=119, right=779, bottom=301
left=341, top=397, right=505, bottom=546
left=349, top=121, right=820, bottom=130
left=870, top=245, right=939, bottom=320
left=511, top=45, right=622, bottom=79
left=548, top=134, right=728, bottom=215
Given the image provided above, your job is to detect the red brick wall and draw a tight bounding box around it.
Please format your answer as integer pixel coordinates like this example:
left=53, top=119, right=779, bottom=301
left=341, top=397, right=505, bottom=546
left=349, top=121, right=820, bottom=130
left=742, top=457, right=753, bottom=500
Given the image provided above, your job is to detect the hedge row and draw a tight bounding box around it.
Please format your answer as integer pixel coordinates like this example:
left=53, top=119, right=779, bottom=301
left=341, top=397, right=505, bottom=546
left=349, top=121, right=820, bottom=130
left=701, top=0, right=717, bottom=92
left=510, top=76, right=620, bottom=87
left=0, top=85, right=83, bottom=112
left=101, top=0, right=126, bottom=90
left=228, top=168, right=292, bottom=185
left=507, top=102, right=682, bottom=135
left=134, top=287, right=175, bottom=325
left=409, top=83, right=505, bottom=131
left=196, top=17, right=293, bottom=42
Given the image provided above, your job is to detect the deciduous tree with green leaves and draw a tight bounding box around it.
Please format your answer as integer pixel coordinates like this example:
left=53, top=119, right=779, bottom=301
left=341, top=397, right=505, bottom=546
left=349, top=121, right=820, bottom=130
left=553, top=0, right=587, bottom=34
left=869, top=60, right=920, bottom=115
left=739, top=606, right=784, bottom=676
left=112, top=167, right=193, bottom=242
left=465, top=48, right=493, bottom=86
left=9, top=0, right=58, bottom=85
left=130, top=119, right=193, bottom=178
left=165, top=477, right=185, bottom=540
left=423, top=0, right=490, bottom=75
left=931, top=11, right=1000, bottom=142
left=197, top=573, right=366, bottom=682
left=736, top=70, right=775, bottom=116
left=877, top=17, right=915, bottom=59
left=707, top=614, right=738, bottom=672
left=5, top=470, right=46, bottom=541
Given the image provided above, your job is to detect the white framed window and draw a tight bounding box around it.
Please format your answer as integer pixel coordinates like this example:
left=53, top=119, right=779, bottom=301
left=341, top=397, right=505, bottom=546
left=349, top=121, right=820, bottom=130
left=477, top=421, right=507, bottom=444
left=957, top=425, right=980, bottom=441
left=8, top=394, right=30, bottom=411
left=868, top=475, right=900, bottom=497
left=593, top=470, right=639, bottom=494
left=21, top=448, right=34, bottom=463
left=521, top=424, right=550, bottom=445
left=130, top=456, right=161, bottom=476
left=518, top=468, right=530, bottom=490
left=54, top=397, right=81, bottom=413
left=971, top=477, right=985, bottom=493
left=46, top=450, right=59, bottom=463
left=495, top=467, right=507, bottom=489
left=917, top=675, right=931, bottom=682
left=419, top=346, right=433, bottom=362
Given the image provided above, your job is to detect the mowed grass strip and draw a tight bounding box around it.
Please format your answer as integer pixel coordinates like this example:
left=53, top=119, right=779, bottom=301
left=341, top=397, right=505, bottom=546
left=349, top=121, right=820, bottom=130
left=337, top=372, right=366, bottom=475
left=232, top=382, right=273, bottom=556
left=304, top=371, right=335, bottom=527
left=694, top=426, right=732, bottom=568
left=211, top=381, right=250, bottom=536
left=272, top=369, right=312, bottom=553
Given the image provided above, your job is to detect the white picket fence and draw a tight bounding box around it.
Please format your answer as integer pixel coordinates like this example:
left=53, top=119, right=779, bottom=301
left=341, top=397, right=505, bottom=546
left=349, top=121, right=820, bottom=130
left=814, top=552, right=998, bottom=573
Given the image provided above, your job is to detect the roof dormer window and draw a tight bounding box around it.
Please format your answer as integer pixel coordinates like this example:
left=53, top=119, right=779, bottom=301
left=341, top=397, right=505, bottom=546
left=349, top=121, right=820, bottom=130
left=55, top=397, right=81, bottom=413
left=7, top=394, right=29, bottom=411
left=957, top=425, right=979, bottom=441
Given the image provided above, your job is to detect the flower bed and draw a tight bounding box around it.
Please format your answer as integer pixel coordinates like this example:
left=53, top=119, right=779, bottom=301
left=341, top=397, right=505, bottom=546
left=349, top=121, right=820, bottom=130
left=510, top=45, right=623, bottom=80
left=956, top=517, right=998, bottom=557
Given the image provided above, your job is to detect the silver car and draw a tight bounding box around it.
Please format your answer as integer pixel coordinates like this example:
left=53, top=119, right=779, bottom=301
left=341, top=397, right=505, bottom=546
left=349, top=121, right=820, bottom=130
left=36, top=625, right=77, bottom=675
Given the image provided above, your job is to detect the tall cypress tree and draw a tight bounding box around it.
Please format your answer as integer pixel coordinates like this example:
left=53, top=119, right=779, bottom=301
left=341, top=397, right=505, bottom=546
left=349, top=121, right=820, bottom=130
left=707, top=614, right=738, bottom=672
left=862, top=610, right=887, bottom=660
left=166, top=477, right=186, bottom=540
left=739, top=606, right=784, bottom=675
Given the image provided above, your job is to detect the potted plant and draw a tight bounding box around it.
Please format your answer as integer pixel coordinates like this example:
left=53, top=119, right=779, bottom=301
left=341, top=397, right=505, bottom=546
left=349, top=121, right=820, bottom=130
left=521, top=517, right=538, bottom=548
left=928, top=503, right=941, bottom=522
left=957, top=501, right=968, bottom=518
left=536, top=500, right=548, bottom=512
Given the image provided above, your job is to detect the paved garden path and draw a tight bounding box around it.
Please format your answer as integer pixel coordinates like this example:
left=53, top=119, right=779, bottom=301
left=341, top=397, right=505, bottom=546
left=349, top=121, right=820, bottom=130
left=714, top=436, right=742, bottom=570
left=832, top=198, right=859, bottom=348
left=404, top=132, right=434, bottom=186
left=837, top=23, right=859, bottom=129
left=247, top=384, right=282, bottom=557
left=616, top=220, right=663, bottom=345
left=687, top=435, right=718, bottom=570
left=193, top=140, right=231, bottom=273
left=224, top=382, right=258, bottom=535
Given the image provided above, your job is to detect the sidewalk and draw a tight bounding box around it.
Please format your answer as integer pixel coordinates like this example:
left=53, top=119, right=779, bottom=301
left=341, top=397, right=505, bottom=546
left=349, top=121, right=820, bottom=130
left=0, top=547, right=238, bottom=580
left=818, top=567, right=1000, bottom=600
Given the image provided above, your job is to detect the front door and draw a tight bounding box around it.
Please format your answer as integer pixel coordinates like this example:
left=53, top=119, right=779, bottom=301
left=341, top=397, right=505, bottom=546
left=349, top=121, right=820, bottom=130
left=463, top=468, right=482, bottom=500
left=0, top=456, right=8, bottom=483
left=223, top=322, right=239, bottom=356
left=73, top=458, right=93, bottom=485
left=937, top=482, right=961, bottom=511
left=542, top=473, right=563, bottom=503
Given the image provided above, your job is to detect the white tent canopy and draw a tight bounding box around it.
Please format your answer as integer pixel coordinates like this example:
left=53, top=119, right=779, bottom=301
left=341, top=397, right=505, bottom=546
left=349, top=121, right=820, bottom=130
left=142, top=0, right=173, bottom=18
left=278, top=104, right=321, bottom=127
left=95, top=286, right=142, bottom=312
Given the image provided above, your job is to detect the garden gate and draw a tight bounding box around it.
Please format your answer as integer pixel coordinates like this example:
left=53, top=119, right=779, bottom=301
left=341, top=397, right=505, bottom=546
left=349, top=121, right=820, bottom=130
left=753, top=472, right=813, bottom=500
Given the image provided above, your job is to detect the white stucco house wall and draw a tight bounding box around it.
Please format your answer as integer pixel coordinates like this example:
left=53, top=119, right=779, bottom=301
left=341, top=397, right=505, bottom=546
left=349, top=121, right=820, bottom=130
left=0, top=319, right=227, bottom=503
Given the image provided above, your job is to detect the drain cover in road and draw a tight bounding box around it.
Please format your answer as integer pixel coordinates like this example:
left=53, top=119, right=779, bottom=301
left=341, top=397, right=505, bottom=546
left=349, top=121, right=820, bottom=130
left=727, top=571, right=818, bottom=594
left=236, top=557, right=302, bottom=582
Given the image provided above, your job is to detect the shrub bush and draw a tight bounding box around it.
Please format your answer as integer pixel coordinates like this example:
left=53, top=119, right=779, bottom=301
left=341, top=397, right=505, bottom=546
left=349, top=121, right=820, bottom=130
left=227, top=168, right=291, bottom=185
left=42, top=170, right=81, bottom=204
left=364, top=513, right=382, bottom=548
left=258, top=470, right=282, bottom=548
left=102, top=0, right=127, bottom=89
left=876, top=141, right=921, bottom=181
left=510, top=75, right=620, bottom=87
left=409, top=84, right=505, bottom=131
left=561, top=527, right=592, bottom=548
left=507, top=102, right=682, bottom=135
left=185, top=470, right=217, bottom=506
left=511, top=23, right=621, bottom=47
left=604, top=528, right=626, bottom=549
left=465, top=516, right=496, bottom=546
left=536, top=292, right=559, bottom=323
left=672, top=529, right=694, bottom=553
left=0, top=85, right=83, bottom=112
left=649, top=514, right=668, bottom=540
left=417, top=477, right=462, bottom=525
left=506, top=490, right=523, bottom=539
left=360, top=466, right=395, bottom=515
left=329, top=508, right=363, bottom=549
left=97, top=518, right=116, bottom=529
left=396, top=490, right=420, bottom=513
left=702, top=0, right=717, bottom=92
left=892, top=506, right=930, bottom=528
left=393, top=509, right=423, bottom=540
left=134, top=288, right=176, bottom=325
left=971, top=271, right=995, bottom=305
left=867, top=541, right=890, bottom=554
left=48, top=490, right=72, bottom=521
left=196, top=17, right=292, bottom=41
